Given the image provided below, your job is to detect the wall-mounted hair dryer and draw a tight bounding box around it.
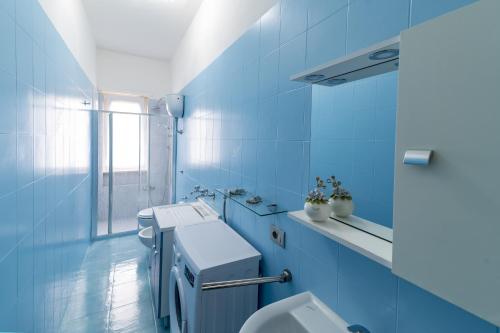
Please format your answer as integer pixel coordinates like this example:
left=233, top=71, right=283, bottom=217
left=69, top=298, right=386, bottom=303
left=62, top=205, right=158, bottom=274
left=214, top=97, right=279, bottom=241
left=158, top=94, right=184, bottom=118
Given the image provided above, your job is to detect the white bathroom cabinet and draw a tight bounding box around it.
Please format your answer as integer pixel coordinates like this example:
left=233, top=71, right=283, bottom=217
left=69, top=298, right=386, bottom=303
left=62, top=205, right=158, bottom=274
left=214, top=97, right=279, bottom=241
left=392, top=0, right=500, bottom=326
left=151, top=220, right=173, bottom=322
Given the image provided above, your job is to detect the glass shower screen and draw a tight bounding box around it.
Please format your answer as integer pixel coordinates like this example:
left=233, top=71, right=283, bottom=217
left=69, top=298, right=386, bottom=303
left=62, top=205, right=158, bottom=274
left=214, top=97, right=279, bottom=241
left=94, top=95, right=174, bottom=237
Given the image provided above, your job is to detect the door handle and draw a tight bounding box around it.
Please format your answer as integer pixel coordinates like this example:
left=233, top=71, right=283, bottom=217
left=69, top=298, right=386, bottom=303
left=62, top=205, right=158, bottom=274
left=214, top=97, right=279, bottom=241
left=403, top=150, right=433, bottom=166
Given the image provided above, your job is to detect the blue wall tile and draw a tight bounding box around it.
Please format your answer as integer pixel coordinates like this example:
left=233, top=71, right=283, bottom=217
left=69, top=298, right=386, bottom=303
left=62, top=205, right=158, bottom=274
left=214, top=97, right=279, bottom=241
left=234, top=20, right=260, bottom=66
left=34, top=91, right=46, bottom=135
left=0, top=134, right=17, bottom=197
left=16, top=26, right=34, bottom=86
left=306, top=8, right=347, bottom=68
left=0, top=72, right=17, bottom=134
left=338, top=246, right=397, bottom=333
left=33, top=222, right=46, bottom=333
left=32, top=1, right=47, bottom=47
left=17, top=134, right=34, bottom=188
left=397, top=279, right=498, bottom=333
left=0, top=193, right=17, bottom=260
left=257, top=96, right=279, bottom=141
left=276, top=141, right=306, bottom=193
left=16, top=184, right=34, bottom=242
left=260, top=2, right=281, bottom=57
left=0, top=2, right=94, bottom=331
left=256, top=141, right=277, bottom=189
left=33, top=43, right=46, bottom=92
left=278, top=33, right=306, bottom=93
left=307, top=0, right=347, bottom=28
left=17, top=234, right=35, bottom=333
left=0, top=10, right=16, bottom=76
left=0, top=0, right=15, bottom=18
left=299, top=248, right=338, bottom=308
left=280, top=0, right=308, bottom=44
left=259, top=50, right=280, bottom=99
left=175, top=1, right=499, bottom=331
left=17, top=82, right=34, bottom=134
left=16, top=0, right=35, bottom=37
left=347, top=0, right=410, bottom=53
left=277, top=87, right=311, bottom=140
left=34, top=134, right=46, bottom=180
left=0, top=250, right=18, bottom=331
left=34, top=178, right=46, bottom=223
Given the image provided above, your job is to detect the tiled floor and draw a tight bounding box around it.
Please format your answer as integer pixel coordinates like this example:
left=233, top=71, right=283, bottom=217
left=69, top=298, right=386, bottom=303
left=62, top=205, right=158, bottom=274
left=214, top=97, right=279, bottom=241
left=97, top=218, right=139, bottom=236
left=59, top=235, right=169, bottom=333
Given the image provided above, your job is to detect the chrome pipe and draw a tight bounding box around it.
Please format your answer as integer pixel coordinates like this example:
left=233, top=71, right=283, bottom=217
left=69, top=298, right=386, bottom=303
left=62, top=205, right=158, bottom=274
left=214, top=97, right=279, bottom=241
left=107, top=113, right=114, bottom=235
left=172, top=117, right=178, bottom=203
left=202, top=269, right=292, bottom=291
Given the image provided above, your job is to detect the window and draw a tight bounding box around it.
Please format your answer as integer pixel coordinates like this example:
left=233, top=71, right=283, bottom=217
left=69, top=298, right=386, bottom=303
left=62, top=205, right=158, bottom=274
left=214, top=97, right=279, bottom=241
left=101, top=94, right=149, bottom=173
left=109, top=100, right=141, bottom=172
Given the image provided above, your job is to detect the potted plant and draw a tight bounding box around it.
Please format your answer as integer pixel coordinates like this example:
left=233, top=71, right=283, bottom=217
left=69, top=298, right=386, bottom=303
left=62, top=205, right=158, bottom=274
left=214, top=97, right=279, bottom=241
left=328, top=176, right=354, bottom=218
left=304, top=177, right=331, bottom=222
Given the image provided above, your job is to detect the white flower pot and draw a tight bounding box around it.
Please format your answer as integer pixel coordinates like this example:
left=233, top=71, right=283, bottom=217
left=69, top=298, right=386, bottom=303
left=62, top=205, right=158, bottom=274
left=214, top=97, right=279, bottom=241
left=328, top=198, right=354, bottom=218
left=304, top=202, right=331, bottom=222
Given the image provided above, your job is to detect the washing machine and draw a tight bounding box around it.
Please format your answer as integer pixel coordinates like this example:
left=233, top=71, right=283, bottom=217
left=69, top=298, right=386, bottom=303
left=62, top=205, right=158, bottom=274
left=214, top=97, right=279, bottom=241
left=169, top=221, right=261, bottom=333
left=150, top=200, right=221, bottom=324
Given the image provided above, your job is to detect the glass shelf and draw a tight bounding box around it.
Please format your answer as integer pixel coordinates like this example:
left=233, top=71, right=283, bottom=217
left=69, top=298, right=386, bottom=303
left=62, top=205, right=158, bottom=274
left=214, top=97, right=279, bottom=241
left=215, top=189, right=288, bottom=217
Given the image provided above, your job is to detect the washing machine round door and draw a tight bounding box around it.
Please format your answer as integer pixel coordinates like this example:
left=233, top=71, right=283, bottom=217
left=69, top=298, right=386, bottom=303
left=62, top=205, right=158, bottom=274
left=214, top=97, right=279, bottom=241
left=169, top=266, right=187, bottom=333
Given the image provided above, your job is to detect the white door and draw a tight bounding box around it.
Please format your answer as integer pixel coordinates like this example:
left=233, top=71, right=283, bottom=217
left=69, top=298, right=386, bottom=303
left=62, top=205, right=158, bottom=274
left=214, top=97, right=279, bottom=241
left=392, top=0, right=500, bottom=326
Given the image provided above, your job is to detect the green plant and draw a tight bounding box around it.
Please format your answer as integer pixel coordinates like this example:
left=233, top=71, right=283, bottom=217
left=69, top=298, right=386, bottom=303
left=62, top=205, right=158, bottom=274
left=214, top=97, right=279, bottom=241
left=305, top=177, right=328, bottom=204
left=328, top=176, right=352, bottom=200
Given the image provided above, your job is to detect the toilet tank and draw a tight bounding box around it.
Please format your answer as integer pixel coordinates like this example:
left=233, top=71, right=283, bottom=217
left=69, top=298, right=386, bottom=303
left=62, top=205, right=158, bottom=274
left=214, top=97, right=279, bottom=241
left=163, top=94, right=184, bottom=118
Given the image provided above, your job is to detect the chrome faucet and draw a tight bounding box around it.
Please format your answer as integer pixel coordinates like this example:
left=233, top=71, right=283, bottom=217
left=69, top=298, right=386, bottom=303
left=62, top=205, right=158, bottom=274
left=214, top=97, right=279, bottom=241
left=347, top=325, right=370, bottom=333
left=195, top=189, right=216, bottom=200
left=190, top=185, right=202, bottom=195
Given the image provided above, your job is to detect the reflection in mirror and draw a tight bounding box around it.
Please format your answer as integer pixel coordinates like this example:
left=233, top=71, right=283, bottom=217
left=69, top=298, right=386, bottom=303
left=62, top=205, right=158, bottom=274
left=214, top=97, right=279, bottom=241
left=310, top=71, right=398, bottom=238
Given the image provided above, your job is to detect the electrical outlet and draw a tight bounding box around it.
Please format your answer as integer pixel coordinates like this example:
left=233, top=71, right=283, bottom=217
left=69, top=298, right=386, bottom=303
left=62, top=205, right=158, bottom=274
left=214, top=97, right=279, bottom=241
left=270, top=224, right=285, bottom=248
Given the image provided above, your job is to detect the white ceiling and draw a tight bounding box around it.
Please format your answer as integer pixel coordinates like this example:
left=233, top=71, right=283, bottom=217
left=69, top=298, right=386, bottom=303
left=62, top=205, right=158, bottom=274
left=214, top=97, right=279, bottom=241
left=82, top=0, right=203, bottom=60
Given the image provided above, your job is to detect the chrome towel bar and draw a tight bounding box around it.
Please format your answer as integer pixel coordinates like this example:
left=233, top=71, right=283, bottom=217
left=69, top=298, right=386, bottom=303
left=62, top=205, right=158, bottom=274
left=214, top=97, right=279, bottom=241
left=202, top=269, right=292, bottom=291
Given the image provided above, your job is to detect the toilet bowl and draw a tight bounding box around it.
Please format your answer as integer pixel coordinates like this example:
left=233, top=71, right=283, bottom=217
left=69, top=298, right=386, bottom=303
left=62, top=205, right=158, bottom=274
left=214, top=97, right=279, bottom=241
left=137, top=208, right=154, bottom=228
left=139, top=226, right=153, bottom=248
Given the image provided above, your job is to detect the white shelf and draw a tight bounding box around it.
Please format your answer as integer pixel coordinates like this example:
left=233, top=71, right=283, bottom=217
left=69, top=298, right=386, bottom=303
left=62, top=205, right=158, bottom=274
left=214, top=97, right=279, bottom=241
left=332, top=214, right=393, bottom=242
left=290, top=36, right=400, bottom=87
left=288, top=211, right=393, bottom=269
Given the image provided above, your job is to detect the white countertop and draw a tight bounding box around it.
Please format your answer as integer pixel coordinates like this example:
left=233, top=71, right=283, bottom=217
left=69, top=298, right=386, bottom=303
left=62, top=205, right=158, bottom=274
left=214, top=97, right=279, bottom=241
left=153, top=201, right=220, bottom=232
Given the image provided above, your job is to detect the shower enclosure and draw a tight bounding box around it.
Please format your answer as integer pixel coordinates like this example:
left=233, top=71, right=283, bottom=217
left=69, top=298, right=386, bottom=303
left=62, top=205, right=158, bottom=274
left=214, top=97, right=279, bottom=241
left=92, top=94, right=174, bottom=237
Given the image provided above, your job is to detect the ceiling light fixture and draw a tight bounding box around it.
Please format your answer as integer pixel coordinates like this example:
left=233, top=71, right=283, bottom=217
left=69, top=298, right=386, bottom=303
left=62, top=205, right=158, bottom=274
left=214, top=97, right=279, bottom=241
left=326, top=78, right=347, bottom=86
left=305, top=74, right=325, bottom=81
left=369, top=49, right=399, bottom=61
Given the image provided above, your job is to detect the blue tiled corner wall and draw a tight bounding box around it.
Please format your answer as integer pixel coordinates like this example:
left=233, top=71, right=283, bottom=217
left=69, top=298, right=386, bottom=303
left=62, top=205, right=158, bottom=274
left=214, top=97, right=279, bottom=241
left=0, top=0, right=94, bottom=332
left=176, top=0, right=499, bottom=332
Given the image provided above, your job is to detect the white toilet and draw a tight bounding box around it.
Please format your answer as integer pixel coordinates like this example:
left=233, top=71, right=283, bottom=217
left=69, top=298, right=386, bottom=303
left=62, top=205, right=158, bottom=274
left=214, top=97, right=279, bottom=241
left=138, top=226, right=153, bottom=248
left=138, top=208, right=154, bottom=228
left=137, top=207, right=155, bottom=248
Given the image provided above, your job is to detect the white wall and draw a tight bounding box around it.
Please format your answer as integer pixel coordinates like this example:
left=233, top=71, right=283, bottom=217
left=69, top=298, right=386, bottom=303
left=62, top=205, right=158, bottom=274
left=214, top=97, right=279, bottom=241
left=38, top=0, right=97, bottom=84
left=170, top=0, right=278, bottom=93
left=96, top=48, right=171, bottom=99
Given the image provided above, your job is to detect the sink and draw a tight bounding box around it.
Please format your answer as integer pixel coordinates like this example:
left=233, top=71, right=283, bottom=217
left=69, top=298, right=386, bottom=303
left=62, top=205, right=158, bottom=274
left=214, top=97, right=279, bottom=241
left=240, top=292, right=350, bottom=333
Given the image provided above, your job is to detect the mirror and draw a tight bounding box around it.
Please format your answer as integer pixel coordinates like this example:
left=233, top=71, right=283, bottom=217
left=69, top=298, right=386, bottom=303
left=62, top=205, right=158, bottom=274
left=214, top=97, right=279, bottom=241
left=309, top=71, right=398, bottom=237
